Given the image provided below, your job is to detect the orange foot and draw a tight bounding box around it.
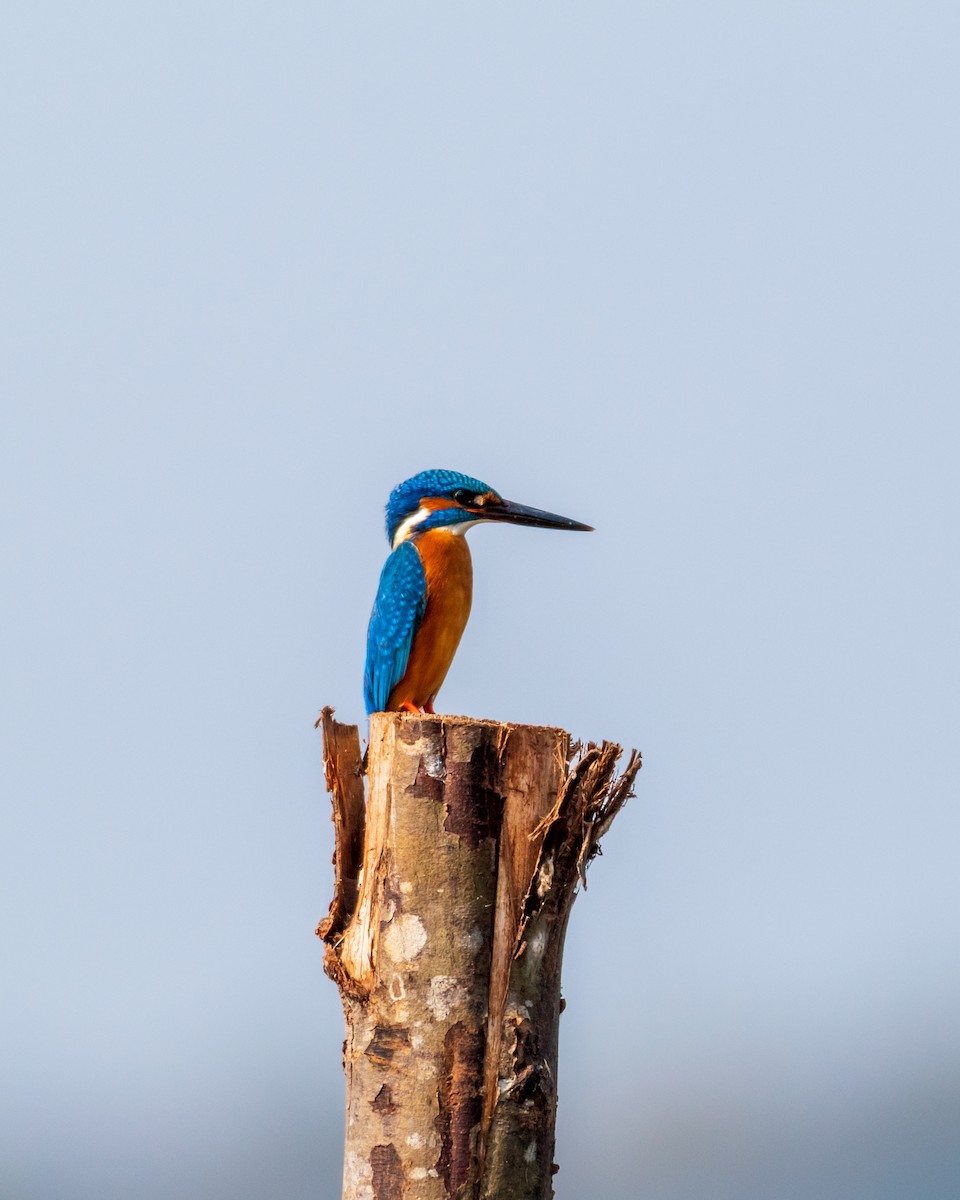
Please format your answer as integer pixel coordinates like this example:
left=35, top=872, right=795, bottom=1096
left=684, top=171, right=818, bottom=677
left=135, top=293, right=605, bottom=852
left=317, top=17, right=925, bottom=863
left=423, top=700, right=436, bottom=715
left=400, top=699, right=421, bottom=714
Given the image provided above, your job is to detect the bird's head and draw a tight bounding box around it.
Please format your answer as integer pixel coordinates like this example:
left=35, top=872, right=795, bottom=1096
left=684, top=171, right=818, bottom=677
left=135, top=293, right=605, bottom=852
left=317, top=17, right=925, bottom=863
left=385, top=468, right=593, bottom=548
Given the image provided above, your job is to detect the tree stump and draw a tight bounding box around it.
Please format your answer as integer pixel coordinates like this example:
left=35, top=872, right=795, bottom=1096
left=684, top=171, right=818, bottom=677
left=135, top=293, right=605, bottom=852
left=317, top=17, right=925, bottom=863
left=317, top=708, right=640, bottom=1200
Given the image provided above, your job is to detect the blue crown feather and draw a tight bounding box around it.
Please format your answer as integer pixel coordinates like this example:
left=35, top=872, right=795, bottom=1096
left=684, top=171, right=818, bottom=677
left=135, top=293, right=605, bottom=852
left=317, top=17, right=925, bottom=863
left=385, top=469, right=495, bottom=543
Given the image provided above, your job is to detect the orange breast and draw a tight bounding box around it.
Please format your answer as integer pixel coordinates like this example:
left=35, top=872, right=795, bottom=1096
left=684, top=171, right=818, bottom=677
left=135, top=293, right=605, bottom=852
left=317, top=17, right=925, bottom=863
left=388, top=530, right=473, bottom=711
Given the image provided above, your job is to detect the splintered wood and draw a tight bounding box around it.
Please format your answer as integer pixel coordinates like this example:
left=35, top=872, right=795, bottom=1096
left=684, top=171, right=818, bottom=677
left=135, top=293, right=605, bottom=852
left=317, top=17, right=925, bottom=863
left=317, top=708, right=640, bottom=1200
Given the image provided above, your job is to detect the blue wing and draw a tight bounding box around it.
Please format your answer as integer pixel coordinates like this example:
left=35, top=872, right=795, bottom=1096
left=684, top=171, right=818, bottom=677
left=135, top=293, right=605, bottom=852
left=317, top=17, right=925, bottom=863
left=363, top=541, right=427, bottom=715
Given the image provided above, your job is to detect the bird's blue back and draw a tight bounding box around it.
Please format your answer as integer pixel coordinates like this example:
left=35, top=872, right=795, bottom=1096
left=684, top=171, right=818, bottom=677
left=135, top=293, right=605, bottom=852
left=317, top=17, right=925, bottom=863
left=363, top=540, right=427, bottom=715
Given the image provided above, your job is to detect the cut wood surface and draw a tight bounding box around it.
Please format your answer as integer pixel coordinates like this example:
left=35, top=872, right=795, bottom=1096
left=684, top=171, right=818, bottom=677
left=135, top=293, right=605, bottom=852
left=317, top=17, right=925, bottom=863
left=317, top=708, right=640, bottom=1200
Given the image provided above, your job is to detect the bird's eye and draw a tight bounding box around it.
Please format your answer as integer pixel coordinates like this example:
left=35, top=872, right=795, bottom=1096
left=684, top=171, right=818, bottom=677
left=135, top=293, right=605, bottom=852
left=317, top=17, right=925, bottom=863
left=452, top=489, right=475, bottom=506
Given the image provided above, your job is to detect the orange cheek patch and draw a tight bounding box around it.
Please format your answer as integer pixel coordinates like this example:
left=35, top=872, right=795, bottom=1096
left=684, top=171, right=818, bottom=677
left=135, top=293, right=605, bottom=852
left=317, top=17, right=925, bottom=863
left=420, top=497, right=458, bottom=512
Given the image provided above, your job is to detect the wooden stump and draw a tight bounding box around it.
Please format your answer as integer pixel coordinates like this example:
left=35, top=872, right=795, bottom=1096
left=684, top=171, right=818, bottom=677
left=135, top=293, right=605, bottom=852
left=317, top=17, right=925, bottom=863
left=317, top=709, right=640, bottom=1200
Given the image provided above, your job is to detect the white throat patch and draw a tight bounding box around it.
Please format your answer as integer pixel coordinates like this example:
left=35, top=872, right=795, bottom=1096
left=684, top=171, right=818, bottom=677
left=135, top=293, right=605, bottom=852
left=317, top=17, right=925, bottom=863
left=444, top=519, right=479, bottom=537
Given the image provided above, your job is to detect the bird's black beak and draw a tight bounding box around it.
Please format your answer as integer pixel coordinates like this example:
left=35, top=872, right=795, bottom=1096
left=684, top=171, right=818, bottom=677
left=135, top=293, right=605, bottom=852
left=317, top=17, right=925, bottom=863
left=477, top=497, right=593, bottom=532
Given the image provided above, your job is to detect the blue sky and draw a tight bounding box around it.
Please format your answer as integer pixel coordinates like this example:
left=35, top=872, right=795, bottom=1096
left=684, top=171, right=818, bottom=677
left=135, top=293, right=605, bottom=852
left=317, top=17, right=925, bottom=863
left=2, top=5, right=959, bottom=1198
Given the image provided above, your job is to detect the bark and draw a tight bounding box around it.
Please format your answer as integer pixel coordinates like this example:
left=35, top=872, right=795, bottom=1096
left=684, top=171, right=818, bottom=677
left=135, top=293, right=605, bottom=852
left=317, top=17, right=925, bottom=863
left=317, top=708, right=640, bottom=1200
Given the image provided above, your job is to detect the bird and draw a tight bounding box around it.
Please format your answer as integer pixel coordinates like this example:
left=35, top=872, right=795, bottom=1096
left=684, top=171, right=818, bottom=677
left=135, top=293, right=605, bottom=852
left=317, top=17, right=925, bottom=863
left=364, top=469, right=592, bottom=716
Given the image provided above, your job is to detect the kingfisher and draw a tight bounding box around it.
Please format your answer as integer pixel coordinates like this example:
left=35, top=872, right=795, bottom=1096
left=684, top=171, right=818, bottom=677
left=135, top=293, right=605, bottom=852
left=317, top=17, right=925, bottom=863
left=363, top=469, right=592, bottom=716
